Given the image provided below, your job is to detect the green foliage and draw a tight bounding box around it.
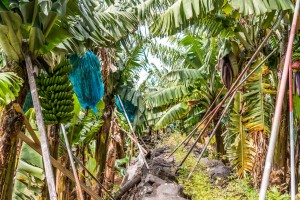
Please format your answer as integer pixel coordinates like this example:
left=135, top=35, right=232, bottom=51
left=155, top=102, right=190, bottom=129
left=225, top=62, right=275, bottom=178
left=149, top=0, right=293, bottom=36
left=0, top=71, right=23, bottom=106
left=293, top=94, right=300, bottom=119
left=146, top=85, right=189, bottom=108
left=226, top=92, right=255, bottom=178
left=243, top=64, right=274, bottom=135
left=0, top=1, right=69, bottom=60
left=163, top=69, right=203, bottom=81
left=68, top=109, right=104, bottom=146
left=12, top=108, right=44, bottom=200
left=60, top=0, right=139, bottom=53
left=150, top=0, right=224, bottom=36
left=230, top=0, right=293, bottom=16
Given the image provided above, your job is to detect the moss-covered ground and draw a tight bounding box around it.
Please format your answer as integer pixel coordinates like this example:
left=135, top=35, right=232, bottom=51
left=160, top=132, right=291, bottom=200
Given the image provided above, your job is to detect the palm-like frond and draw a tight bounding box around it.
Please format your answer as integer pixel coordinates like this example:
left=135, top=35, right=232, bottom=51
left=135, top=0, right=176, bottom=20
left=230, top=0, right=293, bottom=16
left=154, top=102, right=190, bottom=129
left=146, top=85, right=189, bottom=108
left=150, top=0, right=223, bottom=36
left=0, top=72, right=23, bottom=106
left=226, top=92, right=255, bottom=178
left=162, top=69, right=203, bottom=81
left=243, top=64, right=274, bottom=135
left=12, top=109, right=45, bottom=199
left=60, top=0, right=139, bottom=53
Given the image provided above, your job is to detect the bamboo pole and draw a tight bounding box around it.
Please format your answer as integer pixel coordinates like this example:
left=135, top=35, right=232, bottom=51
left=289, top=61, right=296, bottom=200
left=116, top=95, right=149, bottom=169
left=119, top=127, right=147, bottom=153
left=61, top=124, right=84, bottom=200
left=17, top=132, right=102, bottom=200
left=24, top=51, right=57, bottom=200
left=187, top=91, right=237, bottom=179
left=13, top=103, right=114, bottom=199
left=167, top=86, right=225, bottom=158
left=259, top=2, right=300, bottom=199
left=58, top=139, right=115, bottom=200
left=13, top=104, right=40, bottom=144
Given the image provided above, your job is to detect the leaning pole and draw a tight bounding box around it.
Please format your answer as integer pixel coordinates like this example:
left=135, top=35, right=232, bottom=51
left=259, top=1, right=300, bottom=199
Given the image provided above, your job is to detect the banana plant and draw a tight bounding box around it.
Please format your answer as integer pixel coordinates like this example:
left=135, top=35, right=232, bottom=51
left=144, top=34, right=220, bottom=130
left=0, top=71, right=23, bottom=106
left=12, top=108, right=45, bottom=200
left=142, top=0, right=294, bottom=185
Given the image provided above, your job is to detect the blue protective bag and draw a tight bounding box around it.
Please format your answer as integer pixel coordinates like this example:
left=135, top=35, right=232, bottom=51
left=69, top=51, right=104, bottom=113
left=115, top=96, right=136, bottom=122
left=23, top=92, right=33, bottom=113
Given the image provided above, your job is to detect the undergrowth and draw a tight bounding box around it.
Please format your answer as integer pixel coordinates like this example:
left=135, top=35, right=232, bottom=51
left=160, top=132, right=291, bottom=200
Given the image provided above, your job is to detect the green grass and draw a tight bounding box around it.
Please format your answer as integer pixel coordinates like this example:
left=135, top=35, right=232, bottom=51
left=160, top=132, right=291, bottom=200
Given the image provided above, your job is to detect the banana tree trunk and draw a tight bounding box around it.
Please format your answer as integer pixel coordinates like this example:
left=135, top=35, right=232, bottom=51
left=48, top=124, right=60, bottom=161
left=95, top=99, right=114, bottom=195
left=0, top=73, right=28, bottom=200
left=273, top=28, right=289, bottom=183
left=95, top=48, right=117, bottom=197
left=56, top=154, right=70, bottom=200
left=214, top=118, right=225, bottom=159
left=104, top=136, right=117, bottom=190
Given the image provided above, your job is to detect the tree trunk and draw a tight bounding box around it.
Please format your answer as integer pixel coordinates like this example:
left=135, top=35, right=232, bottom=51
left=95, top=48, right=118, bottom=197
left=214, top=118, right=225, bottom=159
left=116, top=129, right=125, bottom=159
left=41, top=124, right=60, bottom=199
left=251, top=131, right=268, bottom=187
left=104, top=136, right=117, bottom=191
left=56, top=153, right=70, bottom=200
left=78, top=146, right=89, bottom=200
left=0, top=83, right=28, bottom=200
left=95, top=100, right=114, bottom=195
left=272, top=26, right=289, bottom=187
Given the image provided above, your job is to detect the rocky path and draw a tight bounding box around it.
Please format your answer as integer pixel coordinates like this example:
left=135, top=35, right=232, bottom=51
left=114, top=145, right=188, bottom=200
left=114, top=143, right=232, bottom=200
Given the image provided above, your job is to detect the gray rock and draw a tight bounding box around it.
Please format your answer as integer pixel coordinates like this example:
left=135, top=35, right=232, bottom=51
left=142, top=183, right=187, bottom=200
left=200, top=158, right=224, bottom=168
left=145, top=174, right=166, bottom=185
left=208, top=165, right=231, bottom=186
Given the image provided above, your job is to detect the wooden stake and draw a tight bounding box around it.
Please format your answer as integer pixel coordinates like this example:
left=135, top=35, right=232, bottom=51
left=13, top=103, right=114, bottom=200
left=17, top=132, right=102, bottom=200
left=116, top=95, right=149, bottom=169
left=13, top=103, right=40, bottom=144
left=61, top=124, right=84, bottom=200
left=25, top=52, right=57, bottom=200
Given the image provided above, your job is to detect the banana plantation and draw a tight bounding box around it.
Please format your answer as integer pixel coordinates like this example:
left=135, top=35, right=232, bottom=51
left=2, top=0, right=300, bottom=199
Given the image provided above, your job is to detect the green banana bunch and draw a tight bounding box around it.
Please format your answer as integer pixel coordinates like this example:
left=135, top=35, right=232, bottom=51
left=36, top=59, right=74, bottom=125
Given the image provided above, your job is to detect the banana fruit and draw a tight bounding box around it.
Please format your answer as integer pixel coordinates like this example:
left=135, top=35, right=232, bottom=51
left=36, top=59, right=74, bottom=125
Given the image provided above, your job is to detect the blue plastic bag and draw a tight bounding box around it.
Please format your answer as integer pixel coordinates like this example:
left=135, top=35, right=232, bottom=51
left=116, top=96, right=136, bottom=122
left=69, top=51, right=104, bottom=113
